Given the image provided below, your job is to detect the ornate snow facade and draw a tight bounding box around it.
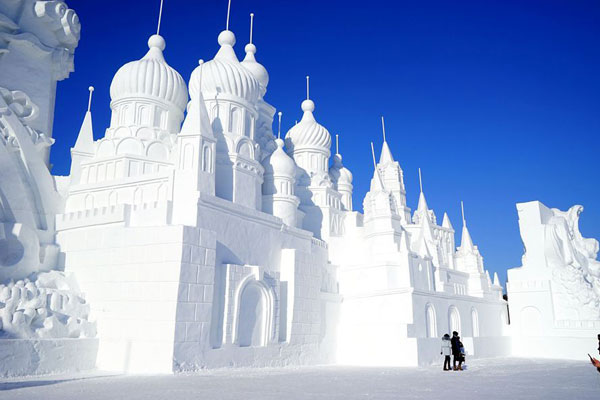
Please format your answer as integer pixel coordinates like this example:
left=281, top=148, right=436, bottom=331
left=507, top=201, right=600, bottom=359
left=6, top=0, right=598, bottom=377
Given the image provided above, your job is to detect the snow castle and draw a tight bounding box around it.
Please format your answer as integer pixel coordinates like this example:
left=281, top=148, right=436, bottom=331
left=0, top=0, right=596, bottom=376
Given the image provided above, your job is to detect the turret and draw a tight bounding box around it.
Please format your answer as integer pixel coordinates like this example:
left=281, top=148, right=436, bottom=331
left=189, top=25, right=263, bottom=209
left=329, top=135, right=353, bottom=211
left=70, top=87, right=95, bottom=185
left=262, top=132, right=299, bottom=226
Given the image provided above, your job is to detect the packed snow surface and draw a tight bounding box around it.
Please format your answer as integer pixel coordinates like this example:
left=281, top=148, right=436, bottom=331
left=1, top=357, right=598, bottom=400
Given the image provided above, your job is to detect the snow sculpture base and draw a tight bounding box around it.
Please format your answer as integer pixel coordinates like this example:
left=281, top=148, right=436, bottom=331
left=0, top=338, right=98, bottom=377
left=507, top=201, right=600, bottom=360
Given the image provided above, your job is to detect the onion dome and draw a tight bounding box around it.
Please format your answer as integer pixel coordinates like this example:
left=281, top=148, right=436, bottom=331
left=329, top=154, right=353, bottom=185
left=241, top=43, right=269, bottom=97
left=110, top=35, right=188, bottom=111
left=189, top=30, right=259, bottom=104
left=284, top=99, right=331, bottom=152
left=262, top=138, right=296, bottom=177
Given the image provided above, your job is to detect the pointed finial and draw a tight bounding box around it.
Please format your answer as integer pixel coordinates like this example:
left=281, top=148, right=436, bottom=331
left=461, top=200, right=466, bottom=226
left=156, top=0, right=164, bottom=35
left=249, top=13, right=254, bottom=44
left=277, top=111, right=282, bottom=139
left=418, top=167, right=423, bottom=193
left=336, top=134, right=339, bottom=155
left=371, top=142, right=385, bottom=189
left=87, top=86, right=94, bottom=112
left=226, top=0, right=232, bottom=30
left=381, top=115, right=386, bottom=142
left=306, top=75, right=310, bottom=100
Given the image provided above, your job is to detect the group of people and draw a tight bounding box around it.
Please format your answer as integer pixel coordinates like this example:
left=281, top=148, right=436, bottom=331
left=440, top=331, right=465, bottom=371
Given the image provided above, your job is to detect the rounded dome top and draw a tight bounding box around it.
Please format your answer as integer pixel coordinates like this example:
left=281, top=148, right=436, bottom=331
left=110, top=35, right=188, bottom=111
left=263, top=138, right=296, bottom=177
left=241, top=43, right=269, bottom=97
left=285, top=99, right=331, bottom=151
left=329, top=154, right=353, bottom=185
left=189, top=30, right=260, bottom=104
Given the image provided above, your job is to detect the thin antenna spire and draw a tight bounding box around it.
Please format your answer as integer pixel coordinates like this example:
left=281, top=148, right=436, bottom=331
left=371, top=142, right=385, bottom=189
left=336, top=134, right=339, bottom=155
left=277, top=111, right=282, bottom=139
left=87, top=86, right=94, bottom=112
left=418, top=168, right=423, bottom=193
left=461, top=200, right=466, bottom=226
left=381, top=115, right=386, bottom=142
left=306, top=75, right=310, bottom=100
left=249, top=13, right=254, bottom=44
left=226, top=0, right=232, bottom=30
left=157, top=0, right=164, bottom=35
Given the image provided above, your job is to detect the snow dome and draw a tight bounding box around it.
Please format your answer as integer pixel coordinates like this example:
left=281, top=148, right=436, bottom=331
left=285, top=99, right=331, bottom=152
left=189, top=30, right=260, bottom=104
left=110, top=34, right=188, bottom=112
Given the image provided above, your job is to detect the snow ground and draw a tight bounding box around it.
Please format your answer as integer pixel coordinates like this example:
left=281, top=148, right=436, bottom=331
left=1, top=357, right=599, bottom=400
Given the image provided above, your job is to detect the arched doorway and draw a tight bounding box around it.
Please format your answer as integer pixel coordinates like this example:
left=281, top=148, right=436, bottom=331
left=448, top=306, right=461, bottom=334
left=426, top=304, right=437, bottom=338
left=471, top=308, right=480, bottom=337
left=237, top=282, right=269, bottom=347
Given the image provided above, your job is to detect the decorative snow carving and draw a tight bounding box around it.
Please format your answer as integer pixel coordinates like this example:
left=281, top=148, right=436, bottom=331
left=0, top=270, right=96, bottom=339
left=541, top=205, right=600, bottom=319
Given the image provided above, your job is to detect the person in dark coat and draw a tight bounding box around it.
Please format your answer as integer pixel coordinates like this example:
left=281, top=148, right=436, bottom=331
left=451, top=331, right=462, bottom=370
left=597, top=334, right=600, bottom=356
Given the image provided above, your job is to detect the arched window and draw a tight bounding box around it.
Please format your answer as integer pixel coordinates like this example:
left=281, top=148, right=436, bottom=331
left=202, top=145, right=212, bottom=172
left=426, top=304, right=437, bottom=338
left=108, top=191, right=118, bottom=207
left=471, top=308, right=480, bottom=337
left=230, top=107, right=241, bottom=135
left=448, top=306, right=461, bottom=334
left=237, top=282, right=270, bottom=347
left=84, top=194, right=94, bottom=210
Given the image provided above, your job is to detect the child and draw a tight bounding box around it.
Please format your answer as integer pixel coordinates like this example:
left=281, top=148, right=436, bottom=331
left=456, top=338, right=465, bottom=371
left=440, top=334, right=452, bottom=371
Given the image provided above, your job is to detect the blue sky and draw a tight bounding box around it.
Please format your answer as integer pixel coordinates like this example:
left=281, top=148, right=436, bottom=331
left=52, top=0, right=600, bottom=285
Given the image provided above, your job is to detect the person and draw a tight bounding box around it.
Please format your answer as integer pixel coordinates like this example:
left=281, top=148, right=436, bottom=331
left=597, top=334, right=600, bottom=356
left=440, top=334, right=452, bottom=371
left=458, top=337, right=465, bottom=370
left=451, top=331, right=461, bottom=370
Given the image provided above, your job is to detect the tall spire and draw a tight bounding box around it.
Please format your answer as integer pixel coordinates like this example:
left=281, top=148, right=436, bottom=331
left=226, top=0, right=232, bottom=30
left=442, top=212, right=453, bottom=230
left=306, top=75, right=310, bottom=100
left=277, top=111, right=282, bottom=139
left=156, top=0, right=164, bottom=35
left=370, top=142, right=385, bottom=190
left=249, top=12, right=254, bottom=44
left=416, top=168, right=429, bottom=215
left=73, top=86, right=95, bottom=154
left=379, top=116, right=394, bottom=164
left=459, top=200, right=475, bottom=251
left=493, top=272, right=501, bottom=286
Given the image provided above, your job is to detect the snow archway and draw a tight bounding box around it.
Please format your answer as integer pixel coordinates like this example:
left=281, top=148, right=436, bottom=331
left=425, top=304, right=437, bottom=338
left=471, top=308, right=480, bottom=337
left=448, top=306, right=461, bottom=334
left=237, top=281, right=271, bottom=347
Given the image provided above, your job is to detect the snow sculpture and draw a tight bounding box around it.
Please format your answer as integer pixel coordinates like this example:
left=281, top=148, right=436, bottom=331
left=507, top=201, right=600, bottom=359
left=0, top=1, right=95, bottom=344
left=0, top=271, right=95, bottom=339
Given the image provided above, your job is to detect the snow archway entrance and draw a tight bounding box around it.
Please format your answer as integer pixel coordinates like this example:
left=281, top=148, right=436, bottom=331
left=448, top=306, right=461, bottom=334
left=238, top=282, right=269, bottom=347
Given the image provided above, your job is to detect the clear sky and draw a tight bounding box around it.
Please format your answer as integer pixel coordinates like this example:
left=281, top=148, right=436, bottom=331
left=51, top=0, right=600, bottom=285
